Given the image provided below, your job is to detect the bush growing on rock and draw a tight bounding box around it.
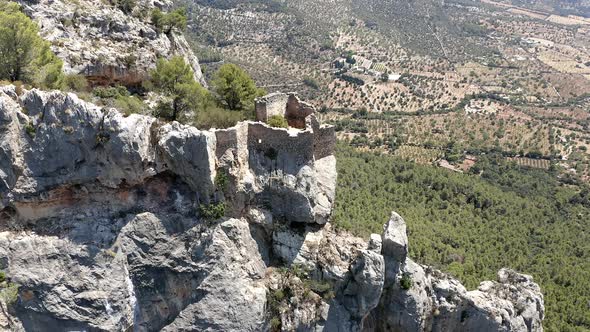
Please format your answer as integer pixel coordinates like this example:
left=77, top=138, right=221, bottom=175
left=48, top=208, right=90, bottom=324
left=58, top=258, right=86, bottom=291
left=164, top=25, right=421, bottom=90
left=400, top=273, right=413, bottom=290
left=193, top=104, right=245, bottom=129
left=0, top=2, right=64, bottom=88
left=198, top=202, right=226, bottom=220
left=114, top=95, right=145, bottom=116
left=214, top=170, right=229, bottom=192
left=93, top=85, right=129, bottom=99
left=267, top=115, right=288, bottom=128
left=269, top=317, right=281, bottom=331
left=61, top=74, right=89, bottom=92
left=0, top=270, right=19, bottom=313
left=303, top=76, right=320, bottom=90
left=24, top=123, right=36, bottom=137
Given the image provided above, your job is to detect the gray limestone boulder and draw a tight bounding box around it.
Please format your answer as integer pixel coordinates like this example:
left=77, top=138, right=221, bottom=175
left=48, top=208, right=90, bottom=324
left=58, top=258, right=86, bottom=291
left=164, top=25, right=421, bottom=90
left=382, top=211, right=408, bottom=262
left=156, top=122, right=217, bottom=200
left=342, top=250, right=385, bottom=321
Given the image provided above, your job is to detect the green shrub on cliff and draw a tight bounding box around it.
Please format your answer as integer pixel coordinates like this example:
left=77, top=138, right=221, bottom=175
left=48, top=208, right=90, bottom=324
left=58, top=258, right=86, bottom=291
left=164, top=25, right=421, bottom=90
left=400, top=273, right=412, bottom=290
left=193, top=105, right=244, bottom=129
left=0, top=2, right=63, bottom=88
left=0, top=270, right=19, bottom=311
left=61, top=74, right=89, bottom=92
left=199, top=202, right=226, bottom=220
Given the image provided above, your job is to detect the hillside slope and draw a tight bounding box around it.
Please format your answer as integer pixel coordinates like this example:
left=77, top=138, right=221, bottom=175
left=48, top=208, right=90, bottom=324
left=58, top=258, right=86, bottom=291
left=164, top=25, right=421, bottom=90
left=17, top=0, right=205, bottom=87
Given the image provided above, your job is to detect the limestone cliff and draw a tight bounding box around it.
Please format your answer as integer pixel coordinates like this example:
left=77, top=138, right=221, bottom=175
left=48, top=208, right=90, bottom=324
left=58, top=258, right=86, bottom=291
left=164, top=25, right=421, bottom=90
left=0, top=87, right=543, bottom=331
left=16, top=0, right=205, bottom=87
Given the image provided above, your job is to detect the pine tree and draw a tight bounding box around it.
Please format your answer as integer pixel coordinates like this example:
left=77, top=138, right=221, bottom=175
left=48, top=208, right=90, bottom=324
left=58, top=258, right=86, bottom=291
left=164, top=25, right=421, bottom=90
left=0, top=2, right=63, bottom=87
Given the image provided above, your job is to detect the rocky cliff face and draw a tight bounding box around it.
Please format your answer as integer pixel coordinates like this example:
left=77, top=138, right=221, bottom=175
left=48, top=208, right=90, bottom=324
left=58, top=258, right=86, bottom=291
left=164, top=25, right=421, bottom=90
left=16, top=0, right=205, bottom=87
left=0, top=86, right=543, bottom=331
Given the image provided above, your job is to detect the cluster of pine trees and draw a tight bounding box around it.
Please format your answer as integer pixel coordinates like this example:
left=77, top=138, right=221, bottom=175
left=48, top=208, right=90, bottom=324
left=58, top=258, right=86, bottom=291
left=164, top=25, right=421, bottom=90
left=334, top=143, right=589, bottom=332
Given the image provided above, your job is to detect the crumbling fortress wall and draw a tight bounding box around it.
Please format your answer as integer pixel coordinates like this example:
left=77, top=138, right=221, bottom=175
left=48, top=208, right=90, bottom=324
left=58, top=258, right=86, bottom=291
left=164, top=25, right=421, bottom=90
left=255, top=92, right=316, bottom=129
left=216, top=92, right=336, bottom=223
left=0, top=87, right=543, bottom=332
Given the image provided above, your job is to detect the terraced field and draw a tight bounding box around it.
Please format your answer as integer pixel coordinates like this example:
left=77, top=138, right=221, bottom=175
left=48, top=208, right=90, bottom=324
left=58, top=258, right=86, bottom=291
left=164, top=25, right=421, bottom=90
left=508, top=157, right=551, bottom=169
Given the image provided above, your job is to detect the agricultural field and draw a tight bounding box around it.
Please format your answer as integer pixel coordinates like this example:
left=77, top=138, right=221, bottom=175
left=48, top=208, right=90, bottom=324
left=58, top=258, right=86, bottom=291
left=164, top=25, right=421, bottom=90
left=507, top=157, right=551, bottom=169
left=182, top=0, right=590, bottom=183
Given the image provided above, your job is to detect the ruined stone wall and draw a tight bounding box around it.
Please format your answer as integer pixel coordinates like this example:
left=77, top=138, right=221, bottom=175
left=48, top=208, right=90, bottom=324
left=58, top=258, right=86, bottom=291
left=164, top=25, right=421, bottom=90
left=214, top=122, right=249, bottom=167
left=255, top=92, right=318, bottom=130
left=246, top=123, right=315, bottom=171
left=255, top=92, right=289, bottom=122
left=310, top=115, right=336, bottom=160
left=285, top=94, right=315, bottom=129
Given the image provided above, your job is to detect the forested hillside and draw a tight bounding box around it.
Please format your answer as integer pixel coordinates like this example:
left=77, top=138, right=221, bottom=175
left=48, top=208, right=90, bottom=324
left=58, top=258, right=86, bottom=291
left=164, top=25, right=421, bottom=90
left=334, top=143, right=590, bottom=332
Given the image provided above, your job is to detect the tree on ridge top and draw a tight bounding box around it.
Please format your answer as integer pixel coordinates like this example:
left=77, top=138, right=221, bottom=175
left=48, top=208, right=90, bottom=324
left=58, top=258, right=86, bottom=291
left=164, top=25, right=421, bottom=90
left=211, top=63, right=265, bottom=112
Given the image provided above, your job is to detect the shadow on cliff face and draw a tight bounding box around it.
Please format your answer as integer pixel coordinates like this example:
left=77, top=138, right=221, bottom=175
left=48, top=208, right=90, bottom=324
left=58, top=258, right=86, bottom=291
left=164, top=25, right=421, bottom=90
left=0, top=173, right=224, bottom=331
left=18, top=312, right=103, bottom=332
left=0, top=173, right=196, bottom=235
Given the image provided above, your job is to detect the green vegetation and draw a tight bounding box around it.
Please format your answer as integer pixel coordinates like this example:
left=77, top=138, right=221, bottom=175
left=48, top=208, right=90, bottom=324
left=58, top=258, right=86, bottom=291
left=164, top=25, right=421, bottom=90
left=95, top=132, right=110, bottom=145
left=151, top=56, right=207, bottom=122
left=93, top=85, right=129, bottom=99
left=194, top=105, right=245, bottom=129
left=0, top=2, right=63, bottom=88
left=215, top=170, right=229, bottom=192
left=303, top=76, right=320, bottom=90
left=149, top=58, right=263, bottom=129
left=151, top=8, right=187, bottom=34
left=211, top=63, right=265, bottom=112
left=0, top=270, right=19, bottom=326
left=61, top=74, right=89, bottom=92
left=267, top=115, right=288, bottom=128
left=114, top=95, right=144, bottom=116
left=462, top=21, right=488, bottom=37
left=93, top=85, right=145, bottom=116
left=199, top=202, right=226, bottom=220
left=334, top=143, right=590, bottom=331
left=269, top=317, right=281, bottom=331
left=0, top=281, right=17, bottom=306
left=400, top=273, right=413, bottom=290
left=24, top=122, right=35, bottom=137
